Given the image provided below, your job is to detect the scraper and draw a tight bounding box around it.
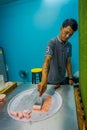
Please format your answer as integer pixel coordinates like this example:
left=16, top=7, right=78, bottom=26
left=32, top=88, right=43, bottom=110
left=19, top=86, right=42, bottom=111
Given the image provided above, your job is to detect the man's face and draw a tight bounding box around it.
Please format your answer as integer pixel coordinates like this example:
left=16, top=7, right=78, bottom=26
left=59, top=26, right=74, bottom=42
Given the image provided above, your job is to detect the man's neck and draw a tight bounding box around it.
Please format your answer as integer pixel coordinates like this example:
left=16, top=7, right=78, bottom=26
left=58, top=36, right=67, bottom=43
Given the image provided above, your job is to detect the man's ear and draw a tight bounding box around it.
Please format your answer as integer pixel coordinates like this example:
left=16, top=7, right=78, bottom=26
left=60, top=27, right=63, bottom=31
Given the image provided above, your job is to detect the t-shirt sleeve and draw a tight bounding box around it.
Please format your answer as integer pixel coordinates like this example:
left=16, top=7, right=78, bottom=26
left=67, top=43, right=72, bottom=57
left=45, top=40, right=55, bottom=57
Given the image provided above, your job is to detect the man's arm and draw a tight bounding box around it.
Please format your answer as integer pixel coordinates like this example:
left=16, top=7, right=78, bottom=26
left=42, top=55, right=52, bottom=84
left=38, top=55, right=52, bottom=96
left=66, top=57, right=73, bottom=85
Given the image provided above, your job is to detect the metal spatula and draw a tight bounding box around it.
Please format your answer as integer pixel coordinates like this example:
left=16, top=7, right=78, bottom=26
left=18, top=87, right=42, bottom=111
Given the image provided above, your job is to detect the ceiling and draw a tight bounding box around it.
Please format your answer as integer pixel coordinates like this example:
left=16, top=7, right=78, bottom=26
left=0, top=0, right=18, bottom=5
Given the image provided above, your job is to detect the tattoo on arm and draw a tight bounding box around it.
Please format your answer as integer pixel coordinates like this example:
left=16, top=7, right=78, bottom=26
left=43, top=56, right=51, bottom=73
left=42, top=56, right=51, bottom=82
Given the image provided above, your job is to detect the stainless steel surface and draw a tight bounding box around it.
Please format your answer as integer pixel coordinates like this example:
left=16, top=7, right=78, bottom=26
left=0, top=83, right=79, bottom=130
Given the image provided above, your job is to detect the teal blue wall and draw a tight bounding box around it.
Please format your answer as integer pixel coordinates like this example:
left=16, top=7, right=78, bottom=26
left=0, top=0, right=78, bottom=81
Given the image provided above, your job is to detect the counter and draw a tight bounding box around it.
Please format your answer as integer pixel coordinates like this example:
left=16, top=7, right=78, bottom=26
left=0, top=83, right=79, bottom=130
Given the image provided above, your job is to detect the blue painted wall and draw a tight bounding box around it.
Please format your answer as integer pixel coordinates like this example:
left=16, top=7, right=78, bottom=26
left=0, top=0, right=79, bottom=82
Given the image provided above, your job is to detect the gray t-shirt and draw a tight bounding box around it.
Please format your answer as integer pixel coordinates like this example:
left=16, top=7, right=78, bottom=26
left=45, top=36, right=72, bottom=84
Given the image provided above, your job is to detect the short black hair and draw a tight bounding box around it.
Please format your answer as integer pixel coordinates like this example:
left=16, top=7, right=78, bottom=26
left=62, top=18, right=78, bottom=32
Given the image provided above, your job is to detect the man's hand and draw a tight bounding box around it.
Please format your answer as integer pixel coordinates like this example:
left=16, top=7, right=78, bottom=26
left=38, top=82, right=47, bottom=96
left=69, top=79, right=73, bottom=85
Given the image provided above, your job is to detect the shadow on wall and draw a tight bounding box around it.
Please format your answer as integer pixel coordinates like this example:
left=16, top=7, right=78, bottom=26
left=19, top=70, right=29, bottom=82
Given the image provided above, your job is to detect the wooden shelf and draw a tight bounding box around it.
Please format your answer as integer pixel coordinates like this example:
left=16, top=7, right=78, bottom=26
left=0, top=82, right=17, bottom=94
left=74, top=87, right=87, bottom=130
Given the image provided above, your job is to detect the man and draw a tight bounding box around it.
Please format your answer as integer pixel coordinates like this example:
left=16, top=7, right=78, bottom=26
left=38, top=18, right=78, bottom=96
